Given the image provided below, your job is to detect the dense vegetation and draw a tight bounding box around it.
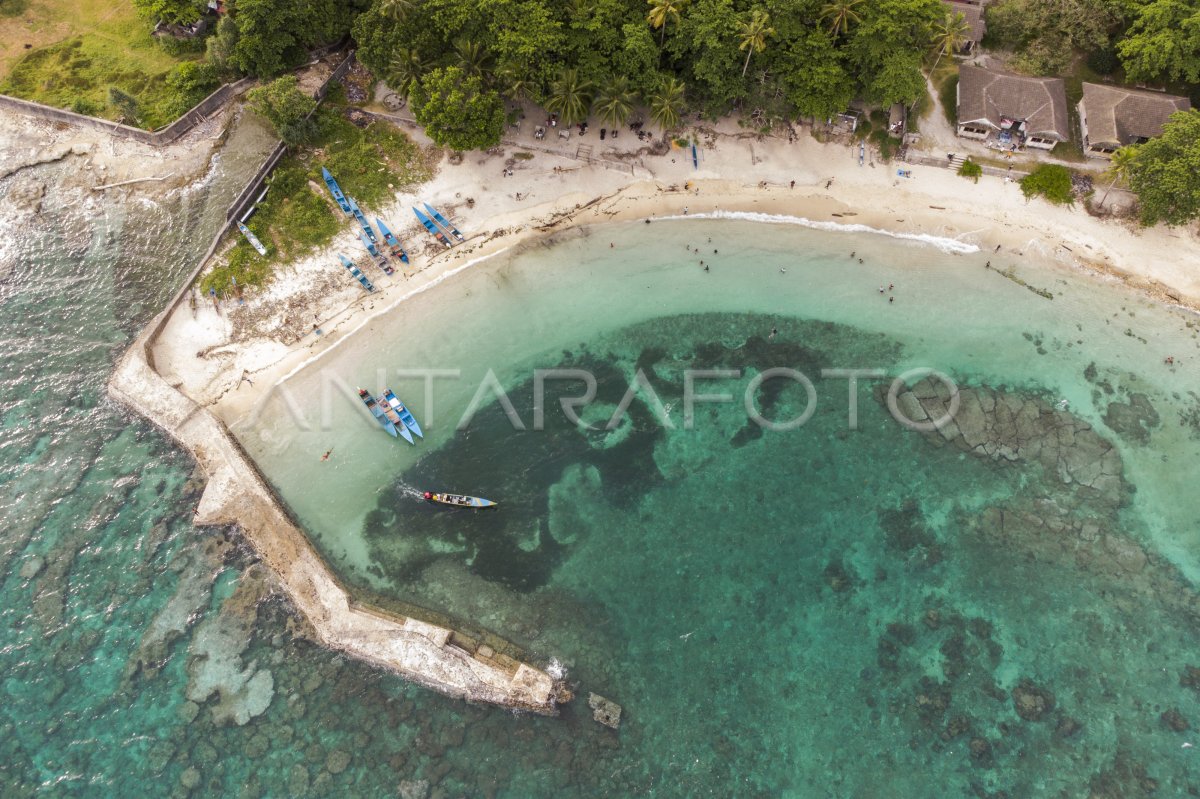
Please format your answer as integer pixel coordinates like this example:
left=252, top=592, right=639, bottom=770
left=984, top=0, right=1200, bottom=87
left=0, top=32, right=217, bottom=128
left=1119, top=109, right=1200, bottom=226
left=247, top=76, right=317, bottom=145
left=352, top=0, right=950, bottom=148
left=203, top=87, right=431, bottom=295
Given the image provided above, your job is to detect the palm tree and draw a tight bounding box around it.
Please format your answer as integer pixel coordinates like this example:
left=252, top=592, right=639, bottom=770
left=820, top=0, right=864, bottom=37
left=453, top=38, right=494, bottom=82
left=388, top=47, right=429, bottom=98
left=648, top=77, right=686, bottom=131
left=545, top=68, right=594, bottom=126
left=738, top=8, right=775, bottom=78
left=647, top=0, right=691, bottom=45
left=594, top=76, right=638, bottom=128
left=380, top=0, right=416, bottom=22
left=930, top=11, right=971, bottom=72
left=498, top=62, right=536, bottom=105
left=1100, top=145, right=1138, bottom=206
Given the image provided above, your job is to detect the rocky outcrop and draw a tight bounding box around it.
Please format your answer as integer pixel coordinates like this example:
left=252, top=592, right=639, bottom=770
left=888, top=378, right=1126, bottom=500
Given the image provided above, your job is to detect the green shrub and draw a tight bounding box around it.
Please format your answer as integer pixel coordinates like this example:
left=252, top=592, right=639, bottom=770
left=869, top=128, right=897, bottom=161
left=940, top=76, right=958, bottom=127
left=71, top=97, right=102, bottom=115
left=958, top=159, right=983, bottom=183
left=1019, top=164, right=1074, bottom=205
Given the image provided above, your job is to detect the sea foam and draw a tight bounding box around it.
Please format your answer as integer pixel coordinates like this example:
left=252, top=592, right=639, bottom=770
left=663, top=210, right=980, bottom=255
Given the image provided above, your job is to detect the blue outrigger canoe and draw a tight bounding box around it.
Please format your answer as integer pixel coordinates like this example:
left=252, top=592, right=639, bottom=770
left=375, top=219, right=410, bottom=264
left=413, top=207, right=452, bottom=248
left=338, top=254, right=375, bottom=292
left=358, top=389, right=399, bottom=437
left=321, top=168, right=352, bottom=214
left=237, top=222, right=268, bottom=256
left=347, top=196, right=377, bottom=243
left=383, top=389, right=423, bottom=439
left=358, top=230, right=394, bottom=274
left=423, top=203, right=465, bottom=242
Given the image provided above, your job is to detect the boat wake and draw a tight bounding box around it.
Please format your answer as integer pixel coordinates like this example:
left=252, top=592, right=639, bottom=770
left=665, top=210, right=980, bottom=255
left=395, top=484, right=427, bottom=501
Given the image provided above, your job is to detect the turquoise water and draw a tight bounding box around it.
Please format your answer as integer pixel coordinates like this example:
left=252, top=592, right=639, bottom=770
left=6, top=128, right=1200, bottom=799
left=236, top=219, right=1200, bottom=795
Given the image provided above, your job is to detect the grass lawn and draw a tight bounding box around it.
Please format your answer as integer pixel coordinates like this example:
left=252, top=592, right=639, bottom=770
left=0, top=0, right=203, bottom=127
left=201, top=103, right=434, bottom=296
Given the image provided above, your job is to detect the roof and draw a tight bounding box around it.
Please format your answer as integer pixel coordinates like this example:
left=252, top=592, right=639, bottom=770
left=943, top=1, right=985, bottom=43
left=1080, top=82, right=1190, bottom=148
left=957, top=65, right=1070, bottom=141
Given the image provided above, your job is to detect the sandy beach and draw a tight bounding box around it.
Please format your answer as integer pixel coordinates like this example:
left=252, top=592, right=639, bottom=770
left=145, top=112, right=1200, bottom=432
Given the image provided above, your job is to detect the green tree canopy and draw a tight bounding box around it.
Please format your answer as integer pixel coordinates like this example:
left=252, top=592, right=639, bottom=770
left=777, top=27, right=855, bottom=120
left=410, top=66, right=506, bottom=150
left=985, top=0, right=1127, bottom=75
left=247, top=75, right=318, bottom=146
left=1117, top=0, right=1200, bottom=84
left=1125, top=109, right=1200, bottom=226
left=848, top=0, right=942, bottom=103
left=132, top=0, right=204, bottom=24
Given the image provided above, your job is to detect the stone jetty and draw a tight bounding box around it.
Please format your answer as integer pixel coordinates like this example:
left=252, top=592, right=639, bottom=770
left=109, top=314, right=560, bottom=716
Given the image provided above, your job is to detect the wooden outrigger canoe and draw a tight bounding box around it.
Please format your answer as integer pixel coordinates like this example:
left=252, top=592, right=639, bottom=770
left=375, top=218, right=410, bottom=263
left=237, top=222, right=268, bottom=256
left=358, top=388, right=398, bottom=437
left=383, top=389, right=422, bottom=439
left=423, top=492, right=497, bottom=509
left=413, top=207, right=452, bottom=248
left=321, top=168, right=352, bottom=214
left=423, top=202, right=465, bottom=242
left=338, top=254, right=375, bottom=292
left=347, top=196, right=377, bottom=243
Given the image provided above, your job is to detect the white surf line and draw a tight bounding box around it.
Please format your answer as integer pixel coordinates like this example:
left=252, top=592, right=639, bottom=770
left=276, top=245, right=516, bottom=384
left=661, top=210, right=981, bottom=255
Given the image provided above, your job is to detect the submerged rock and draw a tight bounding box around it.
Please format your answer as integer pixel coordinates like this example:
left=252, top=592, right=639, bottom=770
left=325, top=749, right=351, bottom=775
left=1161, top=708, right=1190, bottom=732
left=398, top=778, right=430, bottom=799
left=179, top=766, right=201, bottom=790
left=1103, top=392, right=1161, bottom=445
left=588, top=693, right=622, bottom=729
left=1011, top=679, right=1055, bottom=722
left=18, top=556, right=45, bottom=580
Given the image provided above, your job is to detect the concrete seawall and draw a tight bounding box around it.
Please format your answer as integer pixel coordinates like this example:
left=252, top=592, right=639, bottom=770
left=109, top=318, right=559, bottom=715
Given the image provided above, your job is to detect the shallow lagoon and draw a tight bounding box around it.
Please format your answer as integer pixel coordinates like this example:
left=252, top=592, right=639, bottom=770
left=233, top=217, right=1200, bottom=795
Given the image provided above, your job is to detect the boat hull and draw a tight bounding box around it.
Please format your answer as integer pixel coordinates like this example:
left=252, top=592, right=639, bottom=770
left=414, top=208, right=452, bottom=247
left=237, top=222, right=268, bottom=256
left=424, top=492, right=497, bottom=509
left=321, top=168, right=352, bottom=214
left=383, top=390, right=423, bottom=438
left=338, top=255, right=375, bottom=292
left=359, top=389, right=398, bottom=437
left=423, top=203, right=465, bottom=242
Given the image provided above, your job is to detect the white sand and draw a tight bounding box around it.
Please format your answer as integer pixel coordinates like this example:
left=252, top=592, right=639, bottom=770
left=168, top=115, right=1200, bottom=429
